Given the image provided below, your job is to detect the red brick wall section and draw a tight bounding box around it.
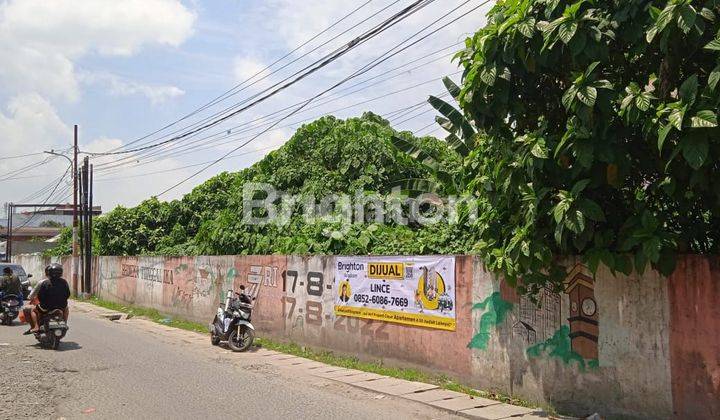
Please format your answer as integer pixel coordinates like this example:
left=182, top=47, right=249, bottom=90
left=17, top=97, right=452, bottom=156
left=668, top=255, right=720, bottom=419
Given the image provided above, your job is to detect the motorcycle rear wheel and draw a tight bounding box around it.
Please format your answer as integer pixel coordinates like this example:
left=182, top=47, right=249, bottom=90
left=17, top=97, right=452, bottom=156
left=48, top=334, right=60, bottom=350
left=227, top=327, right=254, bottom=352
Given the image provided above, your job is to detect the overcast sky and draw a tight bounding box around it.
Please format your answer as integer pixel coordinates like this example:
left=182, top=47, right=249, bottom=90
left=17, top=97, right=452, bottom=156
left=0, top=0, right=491, bottom=213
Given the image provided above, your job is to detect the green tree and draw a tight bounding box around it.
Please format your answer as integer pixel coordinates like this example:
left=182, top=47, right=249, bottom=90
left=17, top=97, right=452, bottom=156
left=195, top=113, right=449, bottom=255
left=57, top=113, right=455, bottom=257
left=391, top=77, right=471, bottom=195
left=454, top=0, right=720, bottom=292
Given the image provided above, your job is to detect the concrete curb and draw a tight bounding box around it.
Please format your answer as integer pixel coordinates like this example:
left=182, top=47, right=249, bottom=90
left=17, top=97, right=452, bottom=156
left=243, top=351, right=551, bottom=419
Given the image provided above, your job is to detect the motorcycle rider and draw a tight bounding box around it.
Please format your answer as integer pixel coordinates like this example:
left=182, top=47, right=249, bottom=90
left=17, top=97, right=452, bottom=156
left=22, top=266, right=50, bottom=335
left=29, top=263, right=70, bottom=334
left=0, top=266, right=23, bottom=300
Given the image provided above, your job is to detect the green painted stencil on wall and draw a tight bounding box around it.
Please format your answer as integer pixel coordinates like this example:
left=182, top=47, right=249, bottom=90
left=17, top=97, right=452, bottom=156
left=526, top=325, right=598, bottom=371
left=468, top=292, right=514, bottom=350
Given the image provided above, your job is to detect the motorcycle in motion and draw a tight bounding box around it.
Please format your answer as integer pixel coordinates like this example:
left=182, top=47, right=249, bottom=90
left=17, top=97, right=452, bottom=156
left=34, top=309, right=69, bottom=350
left=210, top=288, right=255, bottom=352
left=0, top=294, right=21, bottom=325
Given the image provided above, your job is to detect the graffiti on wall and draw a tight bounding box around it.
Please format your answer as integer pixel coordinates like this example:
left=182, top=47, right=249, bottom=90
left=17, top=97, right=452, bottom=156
left=564, top=266, right=599, bottom=360
left=469, top=264, right=599, bottom=370
left=121, top=263, right=174, bottom=284
left=282, top=268, right=329, bottom=328
left=231, top=264, right=280, bottom=299
left=282, top=259, right=391, bottom=343
left=467, top=292, right=513, bottom=350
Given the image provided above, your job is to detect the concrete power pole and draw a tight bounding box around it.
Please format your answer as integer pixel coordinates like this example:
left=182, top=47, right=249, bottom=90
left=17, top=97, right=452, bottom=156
left=72, top=125, right=79, bottom=296
left=81, top=156, right=91, bottom=295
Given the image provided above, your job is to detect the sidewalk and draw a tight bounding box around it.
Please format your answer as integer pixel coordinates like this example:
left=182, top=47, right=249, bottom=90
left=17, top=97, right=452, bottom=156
left=246, top=352, right=549, bottom=419
left=72, top=300, right=551, bottom=420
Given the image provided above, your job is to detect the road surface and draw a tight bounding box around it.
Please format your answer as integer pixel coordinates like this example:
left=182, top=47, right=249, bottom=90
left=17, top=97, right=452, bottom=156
left=0, top=302, right=460, bottom=420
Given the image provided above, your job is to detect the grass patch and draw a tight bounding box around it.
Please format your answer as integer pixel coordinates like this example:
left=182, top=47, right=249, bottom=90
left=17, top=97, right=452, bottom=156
left=75, top=296, right=207, bottom=334
left=75, top=296, right=542, bottom=411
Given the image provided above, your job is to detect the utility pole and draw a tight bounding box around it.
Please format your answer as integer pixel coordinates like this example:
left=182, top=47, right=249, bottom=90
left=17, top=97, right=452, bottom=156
left=88, top=163, right=94, bottom=294
left=1, top=203, right=5, bottom=262
left=77, top=165, right=84, bottom=294
left=81, top=157, right=91, bottom=295
left=45, top=125, right=80, bottom=295
left=6, top=204, right=13, bottom=262
left=73, top=125, right=79, bottom=296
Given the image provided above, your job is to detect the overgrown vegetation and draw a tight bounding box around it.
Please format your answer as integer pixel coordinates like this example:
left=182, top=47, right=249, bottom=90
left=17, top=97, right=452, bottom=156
left=449, top=0, right=720, bottom=292
left=53, top=1, right=720, bottom=294
left=51, top=112, right=469, bottom=257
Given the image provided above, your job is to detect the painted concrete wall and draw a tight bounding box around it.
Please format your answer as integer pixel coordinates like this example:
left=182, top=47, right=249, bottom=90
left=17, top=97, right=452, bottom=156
left=11, top=253, right=60, bottom=286
left=12, top=253, right=719, bottom=419
left=667, top=256, right=720, bottom=419
left=467, top=261, right=674, bottom=418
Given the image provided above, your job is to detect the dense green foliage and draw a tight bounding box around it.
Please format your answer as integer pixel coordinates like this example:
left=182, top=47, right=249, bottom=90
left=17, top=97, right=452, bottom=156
left=45, top=227, right=72, bottom=257
left=453, top=0, right=720, bottom=291
left=195, top=112, right=465, bottom=255
left=51, top=113, right=465, bottom=257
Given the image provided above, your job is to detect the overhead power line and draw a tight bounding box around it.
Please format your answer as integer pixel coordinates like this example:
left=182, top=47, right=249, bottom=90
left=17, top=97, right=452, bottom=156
left=0, top=151, right=46, bottom=160
left=97, top=74, right=455, bottom=173
left=93, top=90, right=450, bottom=179
left=104, top=0, right=382, bottom=154
left=92, top=42, right=460, bottom=171
left=95, top=77, right=454, bottom=177
left=16, top=90, right=452, bottom=185
left=154, top=0, right=485, bottom=197
left=10, top=164, right=71, bottom=231
left=94, top=146, right=278, bottom=182
left=0, top=157, right=55, bottom=182
left=94, top=0, right=419, bottom=156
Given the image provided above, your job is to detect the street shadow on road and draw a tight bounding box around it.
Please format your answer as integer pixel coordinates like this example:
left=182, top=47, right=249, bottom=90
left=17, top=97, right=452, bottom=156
left=25, top=341, right=83, bottom=352
left=55, top=341, right=82, bottom=352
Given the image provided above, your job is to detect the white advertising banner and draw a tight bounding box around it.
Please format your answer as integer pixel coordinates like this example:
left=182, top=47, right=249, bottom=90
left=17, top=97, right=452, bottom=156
left=334, top=256, right=456, bottom=331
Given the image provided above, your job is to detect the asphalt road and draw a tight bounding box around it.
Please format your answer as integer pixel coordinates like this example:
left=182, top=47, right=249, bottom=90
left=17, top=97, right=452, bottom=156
left=0, top=304, right=459, bottom=420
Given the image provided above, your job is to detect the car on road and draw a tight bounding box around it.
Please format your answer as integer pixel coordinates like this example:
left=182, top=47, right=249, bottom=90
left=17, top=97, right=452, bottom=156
left=0, top=263, right=33, bottom=297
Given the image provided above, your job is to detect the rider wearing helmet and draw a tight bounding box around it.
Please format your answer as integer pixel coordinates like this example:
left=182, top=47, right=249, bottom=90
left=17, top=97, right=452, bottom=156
left=29, top=263, right=70, bottom=333
left=0, top=266, right=23, bottom=298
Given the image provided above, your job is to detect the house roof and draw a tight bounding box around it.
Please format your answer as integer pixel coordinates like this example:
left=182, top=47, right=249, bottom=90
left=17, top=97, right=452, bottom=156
left=1, top=226, right=62, bottom=239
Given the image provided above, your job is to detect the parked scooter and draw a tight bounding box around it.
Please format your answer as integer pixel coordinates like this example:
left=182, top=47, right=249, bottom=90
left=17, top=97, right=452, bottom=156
left=34, top=309, right=69, bottom=350
left=0, top=294, right=21, bottom=325
left=209, top=288, right=255, bottom=352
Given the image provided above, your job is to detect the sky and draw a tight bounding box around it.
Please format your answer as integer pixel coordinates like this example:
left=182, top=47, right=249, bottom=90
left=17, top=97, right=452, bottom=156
left=0, top=0, right=492, bottom=214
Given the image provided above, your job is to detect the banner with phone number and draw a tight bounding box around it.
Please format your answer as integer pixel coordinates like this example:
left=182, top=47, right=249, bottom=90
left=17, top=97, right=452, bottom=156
left=334, top=256, right=456, bottom=331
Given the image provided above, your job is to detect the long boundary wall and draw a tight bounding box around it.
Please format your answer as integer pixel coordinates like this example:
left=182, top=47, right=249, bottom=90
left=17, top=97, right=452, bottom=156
left=13, top=253, right=719, bottom=419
